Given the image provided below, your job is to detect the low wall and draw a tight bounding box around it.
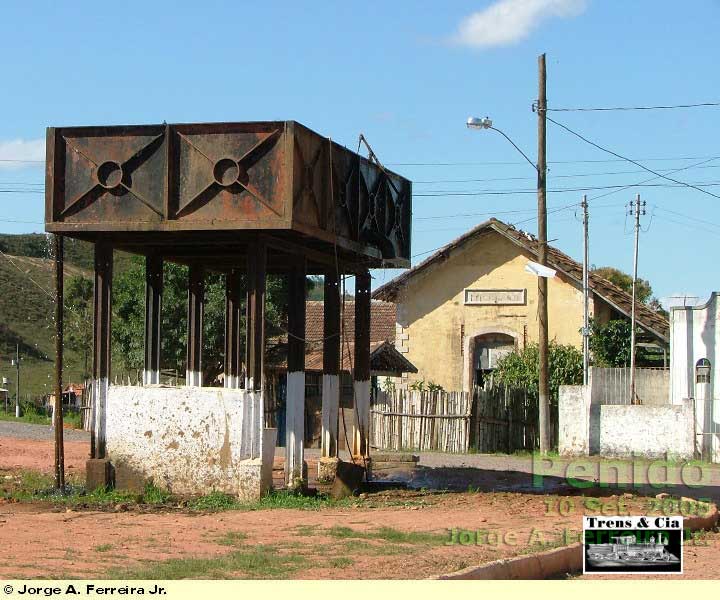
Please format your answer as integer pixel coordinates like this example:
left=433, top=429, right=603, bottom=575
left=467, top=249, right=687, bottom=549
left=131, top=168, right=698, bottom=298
left=558, top=385, right=590, bottom=455
left=105, top=385, right=270, bottom=499
left=599, top=401, right=694, bottom=459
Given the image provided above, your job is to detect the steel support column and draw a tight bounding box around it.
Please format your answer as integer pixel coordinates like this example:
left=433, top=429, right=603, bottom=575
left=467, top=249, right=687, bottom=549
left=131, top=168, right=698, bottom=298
left=285, top=258, right=307, bottom=486
left=321, top=270, right=341, bottom=458
left=353, top=270, right=371, bottom=457
left=224, top=269, right=242, bottom=389
left=143, top=255, right=163, bottom=385
left=245, top=241, right=266, bottom=391
left=186, top=265, right=205, bottom=387
left=92, top=242, right=113, bottom=459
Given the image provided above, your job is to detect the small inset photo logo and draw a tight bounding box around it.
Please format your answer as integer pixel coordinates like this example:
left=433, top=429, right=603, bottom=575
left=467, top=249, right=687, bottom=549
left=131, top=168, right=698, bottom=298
left=583, top=516, right=683, bottom=575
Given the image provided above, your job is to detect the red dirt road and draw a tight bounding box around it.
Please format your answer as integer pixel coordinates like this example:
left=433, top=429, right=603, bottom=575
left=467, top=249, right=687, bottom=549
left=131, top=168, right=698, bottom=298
left=0, top=436, right=88, bottom=475
left=0, top=435, right=718, bottom=580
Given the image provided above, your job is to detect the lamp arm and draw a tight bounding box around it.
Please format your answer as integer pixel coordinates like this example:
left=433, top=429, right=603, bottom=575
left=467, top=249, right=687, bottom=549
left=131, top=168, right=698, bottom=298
left=488, top=126, right=539, bottom=173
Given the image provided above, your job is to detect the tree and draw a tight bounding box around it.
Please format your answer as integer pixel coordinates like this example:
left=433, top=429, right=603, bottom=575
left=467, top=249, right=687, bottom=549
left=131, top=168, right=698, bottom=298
left=65, top=275, right=93, bottom=380
left=593, top=267, right=653, bottom=304
left=588, top=318, right=632, bottom=367
left=493, top=342, right=583, bottom=400
left=113, top=258, right=227, bottom=384
left=111, top=257, right=306, bottom=385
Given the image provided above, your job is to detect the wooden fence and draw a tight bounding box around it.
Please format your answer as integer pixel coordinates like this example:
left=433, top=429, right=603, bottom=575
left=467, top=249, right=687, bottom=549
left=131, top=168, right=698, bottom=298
left=370, top=389, right=472, bottom=453
left=470, top=386, right=556, bottom=453
left=370, top=386, right=557, bottom=454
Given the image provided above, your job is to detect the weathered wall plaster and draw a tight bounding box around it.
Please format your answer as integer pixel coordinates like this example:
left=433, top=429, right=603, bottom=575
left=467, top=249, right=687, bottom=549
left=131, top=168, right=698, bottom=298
left=599, top=402, right=694, bottom=459
left=558, top=385, right=590, bottom=455
left=104, top=385, right=269, bottom=499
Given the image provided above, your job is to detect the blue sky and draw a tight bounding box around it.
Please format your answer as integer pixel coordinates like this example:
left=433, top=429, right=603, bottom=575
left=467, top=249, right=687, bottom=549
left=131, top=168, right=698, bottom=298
left=1, top=0, right=719, bottom=304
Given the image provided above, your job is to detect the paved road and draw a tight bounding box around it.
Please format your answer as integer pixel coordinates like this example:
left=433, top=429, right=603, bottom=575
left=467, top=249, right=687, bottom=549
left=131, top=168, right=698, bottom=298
left=0, top=420, right=89, bottom=443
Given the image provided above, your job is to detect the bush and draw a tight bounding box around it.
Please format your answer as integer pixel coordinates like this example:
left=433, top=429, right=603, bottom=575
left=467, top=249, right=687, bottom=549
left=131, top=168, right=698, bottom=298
left=493, top=342, right=583, bottom=400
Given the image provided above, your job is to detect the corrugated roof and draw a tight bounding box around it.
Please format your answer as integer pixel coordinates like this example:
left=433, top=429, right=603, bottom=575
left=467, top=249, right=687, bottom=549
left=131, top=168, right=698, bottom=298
left=372, top=218, right=669, bottom=343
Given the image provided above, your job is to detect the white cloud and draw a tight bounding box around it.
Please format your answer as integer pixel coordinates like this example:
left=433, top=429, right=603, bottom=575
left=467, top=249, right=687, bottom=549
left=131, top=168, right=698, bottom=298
left=0, top=138, right=45, bottom=169
left=453, top=0, right=587, bottom=48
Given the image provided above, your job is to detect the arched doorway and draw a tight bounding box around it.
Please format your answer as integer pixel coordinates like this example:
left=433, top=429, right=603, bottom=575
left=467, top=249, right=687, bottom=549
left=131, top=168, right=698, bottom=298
left=468, top=332, right=517, bottom=390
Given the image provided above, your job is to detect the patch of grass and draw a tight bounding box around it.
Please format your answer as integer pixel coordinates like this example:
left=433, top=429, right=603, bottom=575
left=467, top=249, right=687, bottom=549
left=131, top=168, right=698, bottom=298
left=141, top=483, right=172, bottom=504
left=187, top=491, right=241, bottom=511
left=340, top=540, right=415, bottom=556
left=0, top=410, right=51, bottom=426
left=326, top=556, right=354, bottom=568
left=324, top=525, right=447, bottom=546
left=215, top=531, right=248, bottom=547
left=94, top=544, right=113, bottom=553
left=188, top=489, right=354, bottom=513
left=107, top=544, right=307, bottom=580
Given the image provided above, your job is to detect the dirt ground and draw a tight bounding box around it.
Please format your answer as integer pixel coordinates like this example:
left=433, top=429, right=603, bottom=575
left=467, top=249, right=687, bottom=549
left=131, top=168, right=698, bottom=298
left=0, top=435, right=718, bottom=580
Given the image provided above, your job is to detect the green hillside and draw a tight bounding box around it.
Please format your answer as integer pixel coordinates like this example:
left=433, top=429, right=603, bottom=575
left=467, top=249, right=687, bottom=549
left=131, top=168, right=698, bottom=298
left=0, top=234, right=133, bottom=402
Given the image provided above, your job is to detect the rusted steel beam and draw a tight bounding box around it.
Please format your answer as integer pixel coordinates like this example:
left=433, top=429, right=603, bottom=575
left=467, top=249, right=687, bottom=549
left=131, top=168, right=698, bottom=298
left=224, top=269, right=242, bottom=389
left=245, top=239, right=266, bottom=391
left=186, top=265, right=205, bottom=387
left=321, top=270, right=341, bottom=458
left=353, top=270, right=371, bottom=457
left=53, top=234, right=65, bottom=489
left=143, top=255, right=163, bottom=385
left=286, top=257, right=307, bottom=486
left=92, top=242, right=113, bottom=459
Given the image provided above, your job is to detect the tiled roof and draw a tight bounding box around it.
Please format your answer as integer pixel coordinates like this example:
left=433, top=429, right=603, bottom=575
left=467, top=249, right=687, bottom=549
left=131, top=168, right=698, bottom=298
left=305, top=300, right=396, bottom=344
left=266, top=300, right=416, bottom=374
left=372, top=218, right=669, bottom=343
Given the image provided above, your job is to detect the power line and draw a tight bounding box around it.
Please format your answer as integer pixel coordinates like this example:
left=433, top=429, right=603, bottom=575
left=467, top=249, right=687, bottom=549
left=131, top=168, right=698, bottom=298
left=414, top=163, right=720, bottom=185
left=0, top=159, right=44, bottom=164
left=548, top=101, right=720, bottom=112
left=546, top=115, right=720, bottom=200
left=414, top=180, right=720, bottom=198
left=415, top=200, right=626, bottom=222
left=387, top=155, right=720, bottom=167
left=587, top=156, right=720, bottom=202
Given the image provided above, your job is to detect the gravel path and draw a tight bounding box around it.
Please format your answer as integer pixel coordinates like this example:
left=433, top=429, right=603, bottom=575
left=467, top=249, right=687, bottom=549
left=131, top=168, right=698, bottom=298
left=0, top=420, right=89, bottom=442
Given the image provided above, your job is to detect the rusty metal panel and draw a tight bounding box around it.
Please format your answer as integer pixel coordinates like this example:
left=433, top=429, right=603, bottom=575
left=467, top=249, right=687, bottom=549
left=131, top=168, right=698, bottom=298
left=48, top=125, right=167, bottom=226
left=46, top=121, right=411, bottom=265
left=170, top=122, right=289, bottom=225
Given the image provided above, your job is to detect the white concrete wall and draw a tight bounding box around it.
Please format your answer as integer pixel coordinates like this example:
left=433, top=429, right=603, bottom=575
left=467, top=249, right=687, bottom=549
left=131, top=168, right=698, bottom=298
left=599, top=401, right=694, bottom=459
left=670, top=293, right=720, bottom=459
left=105, top=385, right=269, bottom=499
left=670, top=293, right=720, bottom=404
left=558, top=385, right=591, bottom=455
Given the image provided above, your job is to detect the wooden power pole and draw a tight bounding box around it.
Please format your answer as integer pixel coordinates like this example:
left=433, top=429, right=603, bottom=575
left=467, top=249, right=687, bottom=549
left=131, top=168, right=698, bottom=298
left=537, top=53, right=551, bottom=453
left=54, top=234, right=65, bottom=490
left=582, top=195, right=590, bottom=385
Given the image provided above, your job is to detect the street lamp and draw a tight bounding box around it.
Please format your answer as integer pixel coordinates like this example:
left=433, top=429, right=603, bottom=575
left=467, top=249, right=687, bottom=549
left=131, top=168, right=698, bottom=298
left=466, top=117, right=538, bottom=173
left=466, top=96, right=552, bottom=454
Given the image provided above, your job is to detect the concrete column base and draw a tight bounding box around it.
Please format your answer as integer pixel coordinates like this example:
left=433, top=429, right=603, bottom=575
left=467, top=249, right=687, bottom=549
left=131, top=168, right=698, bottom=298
left=237, top=458, right=269, bottom=502
left=85, top=458, right=112, bottom=491
left=286, top=461, right=308, bottom=491
left=114, top=462, right=148, bottom=493
left=317, top=456, right=340, bottom=483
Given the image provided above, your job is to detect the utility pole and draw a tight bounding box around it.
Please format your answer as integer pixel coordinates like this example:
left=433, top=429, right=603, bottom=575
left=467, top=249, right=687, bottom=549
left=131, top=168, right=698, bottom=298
left=536, top=53, right=550, bottom=453
left=582, top=196, right=590, bottom=385
left=54, top=234, right=65, bottom=490
left=12, top=344, right=20, bottom=418
left=629, top=194, right=645, bottom=405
